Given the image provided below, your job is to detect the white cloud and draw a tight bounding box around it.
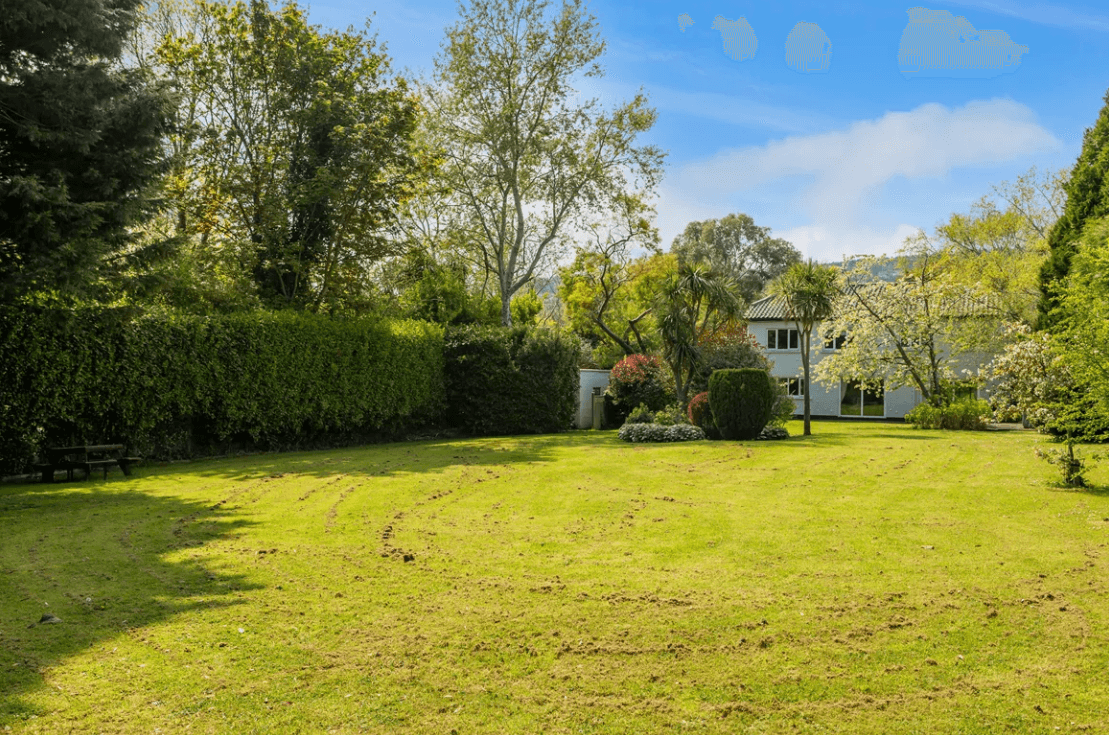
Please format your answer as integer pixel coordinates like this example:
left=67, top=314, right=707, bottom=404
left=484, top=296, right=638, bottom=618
left=672, top=98, right=1058, bottom=225
left=655, top=99, right=1059, bottom=258
left=774, top=224, right=922, bottom=263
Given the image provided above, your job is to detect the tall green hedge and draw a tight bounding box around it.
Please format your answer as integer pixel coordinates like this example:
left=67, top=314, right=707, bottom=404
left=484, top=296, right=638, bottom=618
left=443, top=325, right=580, bottom=436
left=0, top=307, right=445, bottom=474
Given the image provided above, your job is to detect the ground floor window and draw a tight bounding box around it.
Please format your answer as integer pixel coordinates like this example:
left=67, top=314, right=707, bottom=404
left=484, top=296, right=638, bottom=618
left=841, top=379, right=884, bottom=416
left=779, top=377, right=805, bottom=396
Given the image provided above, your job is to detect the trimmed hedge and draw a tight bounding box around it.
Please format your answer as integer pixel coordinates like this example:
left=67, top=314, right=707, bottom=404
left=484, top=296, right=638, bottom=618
left=0, top=306, right=445, bottom=474
left=443, top=325, right=580, bottom=436
left=905, top=400, right=992, bottom=431
left=618, top=423, right=705, bottom=443
left=708, top=368, right=777, bottom=440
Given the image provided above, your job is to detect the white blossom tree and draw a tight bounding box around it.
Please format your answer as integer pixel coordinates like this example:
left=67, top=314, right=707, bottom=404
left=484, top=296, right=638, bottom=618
left=814, top=239, right=1000, bottom=407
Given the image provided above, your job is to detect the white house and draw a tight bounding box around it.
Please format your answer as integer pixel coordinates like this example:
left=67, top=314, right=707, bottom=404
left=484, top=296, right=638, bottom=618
left=746, top=294, right=990, bottom=419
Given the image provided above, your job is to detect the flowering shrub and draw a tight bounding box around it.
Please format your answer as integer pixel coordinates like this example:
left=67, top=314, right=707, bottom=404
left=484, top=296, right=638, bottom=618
left=687, top=391, right=719, bottom=438
left=606, top=354, right=671, bottom=420
left=618, top=423, right=705, bottom=443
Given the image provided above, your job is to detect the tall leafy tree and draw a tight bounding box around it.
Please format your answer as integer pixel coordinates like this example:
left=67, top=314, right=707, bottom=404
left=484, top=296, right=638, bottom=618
left=670, top=213, right=801, bottom=305
left=151, top=0, right=434, bottom=311
left=937, top=166, right=1066, bottom=326
left=771, top=260, right=839, bottom=436
left=557, top=195, right=661, bottom=357
left=1039, top=88, right=1109, bottom=328
left=655, top=263, right=743, bottom=406
left=424, top=0, right=665, bottom=326
left=0, top=0, right=173, bottom=303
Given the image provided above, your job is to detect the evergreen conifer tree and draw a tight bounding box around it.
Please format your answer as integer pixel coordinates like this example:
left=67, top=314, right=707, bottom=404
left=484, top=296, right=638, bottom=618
left=0, top=0, right=172, bottom=303
left=1038, top=88, right=1109, bottom=328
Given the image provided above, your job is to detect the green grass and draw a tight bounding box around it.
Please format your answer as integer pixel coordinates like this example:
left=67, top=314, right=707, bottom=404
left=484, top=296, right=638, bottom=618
left=2, top=421, right=1108, bottom=734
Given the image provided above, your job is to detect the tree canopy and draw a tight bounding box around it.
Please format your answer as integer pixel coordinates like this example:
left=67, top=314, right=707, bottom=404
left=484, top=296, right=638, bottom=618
left=1039, top=88, right=1109, bottom=328
left=148, top=0, right=434, bottom=312
left=424, top=0, right=665, bottom=326
left=0, top=0, right=173, bottom=303
left=670, top=213, right=801, bottom=305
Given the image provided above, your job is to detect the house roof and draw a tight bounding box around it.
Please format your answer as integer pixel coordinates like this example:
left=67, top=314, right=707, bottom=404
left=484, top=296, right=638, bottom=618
left=746, top=295, right=789, bottom=321
left=745, top=288, right=1001, bottom=322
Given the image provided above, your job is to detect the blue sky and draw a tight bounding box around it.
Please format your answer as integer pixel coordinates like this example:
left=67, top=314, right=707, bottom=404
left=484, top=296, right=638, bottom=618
left=307, top=0, right=1109, bottom=262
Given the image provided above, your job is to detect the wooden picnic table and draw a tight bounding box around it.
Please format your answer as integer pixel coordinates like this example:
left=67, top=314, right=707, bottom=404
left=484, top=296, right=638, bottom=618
left=34, top=444, right=140, bottom=482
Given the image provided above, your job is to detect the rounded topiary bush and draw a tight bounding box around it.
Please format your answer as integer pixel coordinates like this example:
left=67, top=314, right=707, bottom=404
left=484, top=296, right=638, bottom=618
left=708, top=368, right=777, bottom=440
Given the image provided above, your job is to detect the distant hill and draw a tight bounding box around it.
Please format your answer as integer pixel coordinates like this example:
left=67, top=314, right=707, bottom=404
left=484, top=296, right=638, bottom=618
left=822, top=256, right=910, bottom=283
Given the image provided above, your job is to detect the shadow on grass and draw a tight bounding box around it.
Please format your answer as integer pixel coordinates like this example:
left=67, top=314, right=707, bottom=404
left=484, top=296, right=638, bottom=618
left=150, top=431, right=579, bottom=482
left=0, top=482, right=258, bottom=727
left=1044, top=483, right=1109, bottom=497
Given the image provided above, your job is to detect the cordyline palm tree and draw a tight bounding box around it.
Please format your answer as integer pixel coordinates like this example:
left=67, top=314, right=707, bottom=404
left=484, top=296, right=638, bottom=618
left=771, top=260, right=840, bottom=436
left=655, top=263, right=744, bottom=405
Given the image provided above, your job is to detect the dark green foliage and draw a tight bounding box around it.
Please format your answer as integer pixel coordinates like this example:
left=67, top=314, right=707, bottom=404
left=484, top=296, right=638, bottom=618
left=0, top=0, right=172, bottom=304
left=687, top=335, right=770, bottom=396
left=1042, top=392, right=1109, bottom=444
left=394, top=252, right=501, bottom=325
left=443, top=325, right=580, bottom=436
left=670, top=213, right=801, bottom=304
left=605, top=354, right=672, bottom=423
left=905, top=400, right=992, bottom=430
left=708, top=368, right=777, bottom=440
left=0, top=307, right=444, bottom=474
left=1039, top=88, right=1109, bottom=327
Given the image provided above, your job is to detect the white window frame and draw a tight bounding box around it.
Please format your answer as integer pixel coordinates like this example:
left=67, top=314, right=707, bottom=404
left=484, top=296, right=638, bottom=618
left=767, top=328, right=799, bottom=351
left=822, top=331, right=847, bottom=351
left=779, top=377, right=805, bottom=397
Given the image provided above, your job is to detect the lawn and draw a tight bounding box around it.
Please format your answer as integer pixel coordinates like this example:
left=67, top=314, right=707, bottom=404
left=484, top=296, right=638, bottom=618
left=2, top=421, right=1108, bottom=734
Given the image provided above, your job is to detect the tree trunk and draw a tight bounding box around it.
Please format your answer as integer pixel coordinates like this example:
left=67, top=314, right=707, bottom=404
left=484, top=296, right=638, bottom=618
left=672, top=362, right=686, bottom=407
left=800, top=327, right=812, bottom=436
left=500, top=292, right=512, bottom=327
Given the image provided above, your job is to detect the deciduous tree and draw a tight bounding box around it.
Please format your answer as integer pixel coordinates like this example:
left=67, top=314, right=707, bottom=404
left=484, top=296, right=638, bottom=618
left=151, top=0, right=434, bottom=311
left=670, top=213, right=801, bottom=304
left=424, top=0, right=664, bottom=326
left=814, top=238, right=997, bottom=407
left=937, top=166, right=1066, bottom=326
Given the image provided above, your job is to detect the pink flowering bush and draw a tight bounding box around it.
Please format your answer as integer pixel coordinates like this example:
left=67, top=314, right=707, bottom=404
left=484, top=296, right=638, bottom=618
left=606, top=354, right=671, bottom=420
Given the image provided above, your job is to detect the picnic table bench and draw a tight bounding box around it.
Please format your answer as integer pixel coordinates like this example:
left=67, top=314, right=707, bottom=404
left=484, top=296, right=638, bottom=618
left=32, top=444, right=141, bottom=483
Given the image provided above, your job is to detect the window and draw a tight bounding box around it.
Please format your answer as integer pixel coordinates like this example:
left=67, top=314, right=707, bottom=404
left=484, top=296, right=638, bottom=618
left=779, top=377, right=805, bottom=397
left=823, top=331, right=846, bottom=350
left=767, top=328, right=799, bottom=350
left=840, top=380, right=884, bottom=417
left=946, top=381, right=978, bottom=403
